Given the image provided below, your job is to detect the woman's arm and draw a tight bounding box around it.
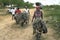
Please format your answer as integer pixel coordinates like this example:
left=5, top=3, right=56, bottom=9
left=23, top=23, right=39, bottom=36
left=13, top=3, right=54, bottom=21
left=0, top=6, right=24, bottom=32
left=32, top=12, right=35, bottom=22
left=41, top=11, right=43, bottom=19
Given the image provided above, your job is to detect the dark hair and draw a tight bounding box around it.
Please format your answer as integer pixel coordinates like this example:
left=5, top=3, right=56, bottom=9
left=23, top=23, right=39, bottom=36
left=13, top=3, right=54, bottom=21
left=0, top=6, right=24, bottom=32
left=35, top=2, right=41, bottom=6
left=12, top=8, right=14, bottom=9
left=17, top=8, right=19, bottom=9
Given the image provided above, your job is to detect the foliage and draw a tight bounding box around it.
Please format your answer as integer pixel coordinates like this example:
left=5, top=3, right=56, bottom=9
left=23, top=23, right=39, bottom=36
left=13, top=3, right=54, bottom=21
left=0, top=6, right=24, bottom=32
left=43, top=5, right=60, bottom=39
left=0, top=0, right=33, bottom=8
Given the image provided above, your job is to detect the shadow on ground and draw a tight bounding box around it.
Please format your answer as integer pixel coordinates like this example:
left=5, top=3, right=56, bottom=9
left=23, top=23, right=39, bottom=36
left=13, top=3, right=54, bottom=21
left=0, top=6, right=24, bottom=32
left=10, top=22, right=30, bottom=30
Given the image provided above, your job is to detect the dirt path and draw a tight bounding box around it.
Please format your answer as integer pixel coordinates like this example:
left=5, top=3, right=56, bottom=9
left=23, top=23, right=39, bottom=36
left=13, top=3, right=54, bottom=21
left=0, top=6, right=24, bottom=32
left=0, top=15, right=33, bottom=40
left=0, top=9, right=58, bottom=40
left=41, top=24, right=56, bottom=40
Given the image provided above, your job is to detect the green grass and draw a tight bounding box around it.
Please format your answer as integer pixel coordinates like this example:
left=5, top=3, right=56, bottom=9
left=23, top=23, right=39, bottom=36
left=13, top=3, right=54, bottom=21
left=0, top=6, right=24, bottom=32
left=43, top=5, right=60, bottom=39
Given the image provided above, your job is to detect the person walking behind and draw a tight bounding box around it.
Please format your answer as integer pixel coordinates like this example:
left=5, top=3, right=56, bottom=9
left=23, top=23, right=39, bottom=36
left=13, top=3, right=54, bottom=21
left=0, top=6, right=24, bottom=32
left=15, top=8, right=21, bottom=14
left=14, top=8, right=22, bottom=24
left=11, top=8, right=16, bottom=20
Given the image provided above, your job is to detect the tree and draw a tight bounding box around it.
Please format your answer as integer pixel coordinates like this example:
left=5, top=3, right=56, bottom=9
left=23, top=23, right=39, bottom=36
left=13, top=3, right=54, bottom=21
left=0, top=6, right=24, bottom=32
left=24, top=2, right=33, bottom=8
left=0, top=0, right=33, bottom=8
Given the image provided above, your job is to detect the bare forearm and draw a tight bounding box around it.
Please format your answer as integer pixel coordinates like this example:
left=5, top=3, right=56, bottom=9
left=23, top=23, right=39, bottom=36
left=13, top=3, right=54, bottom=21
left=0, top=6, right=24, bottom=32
left=41, top=11, right=43, bottom=19
left=41, top=14, right=43, bottom=19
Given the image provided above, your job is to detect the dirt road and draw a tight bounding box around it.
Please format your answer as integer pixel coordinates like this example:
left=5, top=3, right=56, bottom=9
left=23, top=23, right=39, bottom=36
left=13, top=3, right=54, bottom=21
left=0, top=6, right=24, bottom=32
left=0, top=9, right=58, bottom=40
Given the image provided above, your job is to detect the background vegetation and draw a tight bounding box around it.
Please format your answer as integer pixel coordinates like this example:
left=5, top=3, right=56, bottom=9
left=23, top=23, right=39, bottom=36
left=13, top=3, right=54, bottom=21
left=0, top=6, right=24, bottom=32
left=43, top=5, right=60, bottom=40
left=0, top=0, right=33, bottom=8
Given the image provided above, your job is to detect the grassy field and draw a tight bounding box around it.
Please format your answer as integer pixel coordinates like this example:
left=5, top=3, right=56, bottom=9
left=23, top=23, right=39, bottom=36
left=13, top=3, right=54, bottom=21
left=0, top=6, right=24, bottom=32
left=43, top=6, right=60, bottom=40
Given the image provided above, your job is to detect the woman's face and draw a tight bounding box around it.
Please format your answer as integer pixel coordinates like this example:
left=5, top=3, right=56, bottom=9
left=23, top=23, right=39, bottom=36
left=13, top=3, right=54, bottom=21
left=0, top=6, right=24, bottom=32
left=36, top=8, right=40, bottom=11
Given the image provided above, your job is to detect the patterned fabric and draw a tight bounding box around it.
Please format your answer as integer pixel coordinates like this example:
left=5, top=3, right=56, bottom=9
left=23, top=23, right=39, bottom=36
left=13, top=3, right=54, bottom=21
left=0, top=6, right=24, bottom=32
left=14, top=12, right=29, bottom=24
left=33, top=10, right=42, bottom=19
